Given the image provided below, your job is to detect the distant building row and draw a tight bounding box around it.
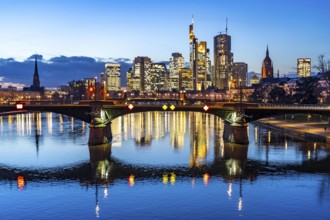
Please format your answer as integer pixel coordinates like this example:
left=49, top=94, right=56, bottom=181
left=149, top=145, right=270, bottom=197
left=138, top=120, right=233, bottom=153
left=85, top=18, right=312, bottom=93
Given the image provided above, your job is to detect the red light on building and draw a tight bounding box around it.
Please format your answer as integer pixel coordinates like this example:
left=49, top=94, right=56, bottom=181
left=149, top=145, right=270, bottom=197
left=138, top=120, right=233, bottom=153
left=88, top=83, right=94, bottom=93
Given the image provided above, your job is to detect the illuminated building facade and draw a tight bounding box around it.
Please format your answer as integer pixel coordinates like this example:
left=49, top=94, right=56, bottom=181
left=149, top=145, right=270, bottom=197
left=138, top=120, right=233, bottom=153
left=179, top=67, right=193, bottom=90
left=297, top=58, right=311, bottom=77
left=250, top=73, right=260, bottom=85
left=232, top=62, right=248, bottom=88
left=169, top=53, right=184, bottom=90
left=197, top=41, right=208, bottom=90
left=126, top=68, right=134, bottom=91
left=206, top=48, right=212, bottom=87
left=105, top=63, right=121, bottom=91
left=189, top=17, right=210, bottom=91
left=213, top=33, right=234, bottom=89
left=150, top=63, right=168, bottom=91
left=261, top=46, right=274, bottom=78
left=132, top=56, right=152, bottom=91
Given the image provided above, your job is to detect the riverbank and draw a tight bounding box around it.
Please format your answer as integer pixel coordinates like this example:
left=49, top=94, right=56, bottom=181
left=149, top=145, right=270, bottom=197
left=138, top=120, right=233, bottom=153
left=253, top=117, right=330, bottom=143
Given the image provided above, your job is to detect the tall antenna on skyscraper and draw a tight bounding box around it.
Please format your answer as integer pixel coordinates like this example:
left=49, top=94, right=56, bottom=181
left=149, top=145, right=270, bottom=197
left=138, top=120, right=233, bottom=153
left=192, top=14, right=194, bottom=24
left=226, top=17, right=228, bottom=34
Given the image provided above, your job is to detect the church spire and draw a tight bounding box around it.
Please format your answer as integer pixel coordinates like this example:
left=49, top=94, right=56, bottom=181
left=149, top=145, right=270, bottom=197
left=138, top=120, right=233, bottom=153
left=33, top=55, right=40, bottom=88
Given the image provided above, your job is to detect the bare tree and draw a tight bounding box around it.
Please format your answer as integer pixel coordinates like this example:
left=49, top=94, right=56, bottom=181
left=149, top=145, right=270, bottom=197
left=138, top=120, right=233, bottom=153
left=314, top=54, right=329, bottom=74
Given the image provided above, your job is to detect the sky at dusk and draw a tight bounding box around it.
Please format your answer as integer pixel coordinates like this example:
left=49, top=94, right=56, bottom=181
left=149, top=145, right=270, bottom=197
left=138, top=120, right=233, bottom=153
left=1, top=0, right=330, bottom=78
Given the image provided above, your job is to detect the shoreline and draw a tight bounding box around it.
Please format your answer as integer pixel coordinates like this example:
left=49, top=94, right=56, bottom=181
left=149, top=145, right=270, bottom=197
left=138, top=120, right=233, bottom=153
left=253, top=118, right=330, bottom=143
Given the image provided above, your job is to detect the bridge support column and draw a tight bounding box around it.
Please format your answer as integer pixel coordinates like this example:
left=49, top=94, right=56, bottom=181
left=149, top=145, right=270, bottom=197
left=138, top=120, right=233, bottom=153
left=88, top=118, right=108, bottom=145
left=104, top=121, right=113, bottom=141
left=223, top=117, right=249, bottom=144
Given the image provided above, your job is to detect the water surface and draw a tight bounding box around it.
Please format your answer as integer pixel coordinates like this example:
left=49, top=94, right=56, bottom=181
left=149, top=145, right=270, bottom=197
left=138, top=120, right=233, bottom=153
left=1, top=112, right=330, bottom=219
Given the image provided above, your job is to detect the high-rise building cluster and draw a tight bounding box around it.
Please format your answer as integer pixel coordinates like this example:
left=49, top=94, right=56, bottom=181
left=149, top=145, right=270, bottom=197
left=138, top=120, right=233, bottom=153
left=100, top=17, right=310, bottom=94
left=123, top=17, right=248, bottom=93
left=189, top=17, right=212, bottom=91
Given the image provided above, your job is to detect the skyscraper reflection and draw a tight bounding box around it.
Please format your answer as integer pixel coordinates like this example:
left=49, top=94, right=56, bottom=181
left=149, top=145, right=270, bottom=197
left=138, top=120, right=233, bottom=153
left=120, top=112, right=214, bottom=165
left=170, top=112, right=186, bottom=149
left=190, top=112, right=211, bottom=167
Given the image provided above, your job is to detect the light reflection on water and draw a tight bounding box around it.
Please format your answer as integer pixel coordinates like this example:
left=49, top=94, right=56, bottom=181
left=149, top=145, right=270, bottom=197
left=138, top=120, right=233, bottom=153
left=0, top=112, right=330, bottom=219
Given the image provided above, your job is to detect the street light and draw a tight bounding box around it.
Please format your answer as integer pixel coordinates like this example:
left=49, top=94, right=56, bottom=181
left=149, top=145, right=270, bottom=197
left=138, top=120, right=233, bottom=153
left=307, top=114, right=311, bottom=131
left=94, top=76, right=97, bottom=113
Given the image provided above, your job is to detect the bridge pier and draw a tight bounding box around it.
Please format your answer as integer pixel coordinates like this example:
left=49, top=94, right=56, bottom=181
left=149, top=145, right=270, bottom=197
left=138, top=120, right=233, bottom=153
left=104, top=121, right=113, bottom=141
left=88, top=118, right=108, bottom=145
left=223, top=117, right=249, bottom=144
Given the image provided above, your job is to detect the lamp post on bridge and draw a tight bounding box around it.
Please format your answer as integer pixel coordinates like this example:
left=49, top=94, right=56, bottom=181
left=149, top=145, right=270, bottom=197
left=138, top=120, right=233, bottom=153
left=92, top=76, right=97, bottom=114
left=239, top=79, right=242, bottom=103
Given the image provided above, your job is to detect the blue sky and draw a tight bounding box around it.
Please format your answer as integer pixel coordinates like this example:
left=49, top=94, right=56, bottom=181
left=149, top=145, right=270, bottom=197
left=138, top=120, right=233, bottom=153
left=1, top=0, right=330, bottom=75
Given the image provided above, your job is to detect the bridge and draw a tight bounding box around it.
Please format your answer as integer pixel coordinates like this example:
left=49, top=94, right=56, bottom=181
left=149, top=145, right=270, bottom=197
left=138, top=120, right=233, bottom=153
left=2, top=101, right=330, bottom=145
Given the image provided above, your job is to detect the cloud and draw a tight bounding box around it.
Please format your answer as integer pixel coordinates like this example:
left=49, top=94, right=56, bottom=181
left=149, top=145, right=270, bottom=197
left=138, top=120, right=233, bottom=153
left=0, top=55, right=132, bottom=88
left=26, top=54, right=43, bottom=61
left=0, top=58, right=15, bottom=64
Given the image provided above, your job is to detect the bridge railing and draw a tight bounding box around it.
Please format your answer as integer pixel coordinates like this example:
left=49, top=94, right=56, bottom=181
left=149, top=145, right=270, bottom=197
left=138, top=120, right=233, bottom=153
left=258, top=104, right=330, bottom=109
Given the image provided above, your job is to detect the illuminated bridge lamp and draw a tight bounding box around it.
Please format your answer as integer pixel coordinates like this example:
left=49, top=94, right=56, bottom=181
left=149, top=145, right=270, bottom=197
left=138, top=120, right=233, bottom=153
left=162, top=105, right=168, bottom=110
left=16, top=103, right=24, bottom=110
left=128, top=104, right=134, bottom=110
left=170, top=104, right=175, bottom=110
left=203, top=105, right=209, bottom=111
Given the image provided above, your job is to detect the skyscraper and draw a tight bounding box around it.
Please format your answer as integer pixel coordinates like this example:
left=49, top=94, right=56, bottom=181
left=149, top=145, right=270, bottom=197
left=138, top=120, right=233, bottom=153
left=179, top=67, right=193, bottom=90
left=189, top=17, right=210, bottom=91
left=197, top=41, right=208, bottom=90
left=233, top=62, right=248, bottom=88
left=150, top=63, right=168, bottom=91
left=297, top=58, right=311, bottom=77
left=169, top=53, right=184, bottom=90
left=189, top=17, right=198, bottom=91
left=105, top=63, right=121, bottom=91
left=132, top=56, right=152, bottom=91
left=261, top=46, right=274, bottom=78
left=213, top=28, right=234, bottom=89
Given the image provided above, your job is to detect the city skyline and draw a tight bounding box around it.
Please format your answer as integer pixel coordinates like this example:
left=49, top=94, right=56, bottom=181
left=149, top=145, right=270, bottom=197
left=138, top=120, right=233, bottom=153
left=0, top=0, right=330, bottom=85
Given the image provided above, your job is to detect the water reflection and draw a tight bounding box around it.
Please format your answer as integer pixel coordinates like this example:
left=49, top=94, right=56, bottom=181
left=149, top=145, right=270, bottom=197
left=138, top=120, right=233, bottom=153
left=250, top=124, right=329, bottom=165
left=88, top=143, right=112, bottom=182
left=1, top=112, right=330, bottom=219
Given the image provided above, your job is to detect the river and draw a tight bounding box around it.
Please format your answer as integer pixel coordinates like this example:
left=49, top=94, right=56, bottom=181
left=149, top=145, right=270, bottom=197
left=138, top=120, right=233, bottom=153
left=1, top=112, right=330, bottom=219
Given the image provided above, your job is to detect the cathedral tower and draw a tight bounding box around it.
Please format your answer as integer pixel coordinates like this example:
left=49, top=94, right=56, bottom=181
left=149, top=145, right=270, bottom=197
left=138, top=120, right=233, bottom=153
left=261, top=46, right=274, bottom=78
left=32, top=55, right=41, bottom=88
